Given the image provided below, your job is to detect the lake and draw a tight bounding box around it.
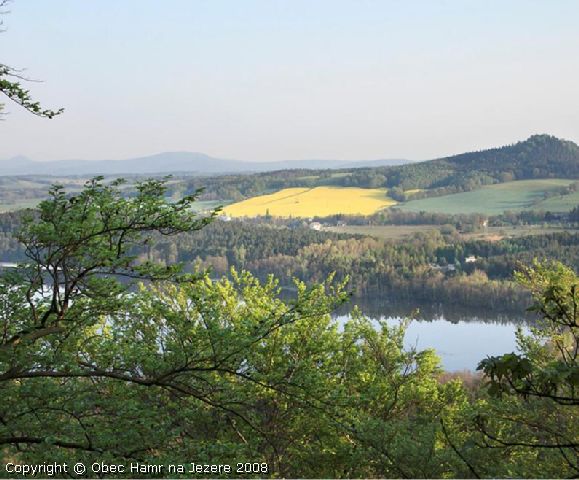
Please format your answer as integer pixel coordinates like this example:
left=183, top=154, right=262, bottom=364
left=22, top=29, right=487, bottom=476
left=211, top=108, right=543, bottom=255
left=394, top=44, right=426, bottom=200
left=335, top=299, right=533, bottom=372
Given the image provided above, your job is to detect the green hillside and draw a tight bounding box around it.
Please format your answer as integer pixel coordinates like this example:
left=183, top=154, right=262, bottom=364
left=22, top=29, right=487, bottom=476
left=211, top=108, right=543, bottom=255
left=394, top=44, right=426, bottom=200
left=398, top=179, right=577, bottom=215
left=537, top=191, right=579, bottom=211
left=384, top=134, right=579, bottom=191
left=176, top=135, right=579, bottom=202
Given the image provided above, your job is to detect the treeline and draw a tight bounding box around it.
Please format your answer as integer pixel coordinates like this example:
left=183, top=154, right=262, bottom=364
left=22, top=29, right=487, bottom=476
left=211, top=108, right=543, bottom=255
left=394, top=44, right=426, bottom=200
left=1, top=135, right=577, bottom=209
left=308, top=208, right=575, bottom=228
left=0, top=210, right=25, bottom=261
left=170, top=134, right=579, bottom=201
left=170, top=169, right=353, bottom=201
left=145, top=224, right=579, bottom=311
left=2, top=209, right=578, bottom=311
left=3, top=172, right=577, bottom=477
left=382, top=134, right=579, bottom=191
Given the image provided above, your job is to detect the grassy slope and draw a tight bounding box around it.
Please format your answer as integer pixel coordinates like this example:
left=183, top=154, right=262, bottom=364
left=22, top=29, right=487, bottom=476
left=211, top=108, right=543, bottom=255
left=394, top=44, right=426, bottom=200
left=326, top=224, right=440, bottom=239
left=0, top=198, right=41, bottom=213
left=537, top=190, right=579, bottom=211
left=327, top=224, right=573, bottom=241
left=224, top=186, right=396, bottom=217
left=189, top=200, right=228, bottom=213
left=398, top=179, right=575, bottom=215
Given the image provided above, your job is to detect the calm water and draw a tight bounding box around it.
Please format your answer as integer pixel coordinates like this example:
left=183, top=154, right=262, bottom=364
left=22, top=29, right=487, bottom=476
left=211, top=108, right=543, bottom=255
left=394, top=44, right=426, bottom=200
left=335, top=299, right=532, bottom=372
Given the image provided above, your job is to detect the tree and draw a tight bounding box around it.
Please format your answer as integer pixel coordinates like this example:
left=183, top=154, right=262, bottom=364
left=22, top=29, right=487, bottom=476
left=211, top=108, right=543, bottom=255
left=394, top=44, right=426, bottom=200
left=0, top=177, right=353, bottom=470
left=0, top=177, right=223, bottom=456
left=0, top=177, right=470, bottom=477
left=5, top=178, right=576, bottom=477
left=471, top=260, right=579, bottom=477
left=0, top=0, right=63, bottom=118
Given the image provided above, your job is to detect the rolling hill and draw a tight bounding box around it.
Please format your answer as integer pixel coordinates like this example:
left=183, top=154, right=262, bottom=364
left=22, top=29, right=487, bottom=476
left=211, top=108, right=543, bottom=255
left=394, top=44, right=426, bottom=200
left=0, top=154, right=410, bottom=177
left=398, top=179, right=577, bottom=215
left=1, top=134, right=578, bottom=218
left=382, top=134, right=579, bottom=190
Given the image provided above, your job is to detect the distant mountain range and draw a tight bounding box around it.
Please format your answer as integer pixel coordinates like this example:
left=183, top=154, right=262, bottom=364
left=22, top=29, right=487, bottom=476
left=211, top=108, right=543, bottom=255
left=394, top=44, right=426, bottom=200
left=0, top=153, right=410, bottom=177
left=3, top=135, right=577, bottom=179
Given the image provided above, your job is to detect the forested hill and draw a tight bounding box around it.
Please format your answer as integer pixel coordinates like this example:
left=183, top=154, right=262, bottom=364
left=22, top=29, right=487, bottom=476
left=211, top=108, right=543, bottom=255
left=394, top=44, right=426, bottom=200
left=445, top=134, right=578, bottom=173
left=0, top=135, right=577, bottom=206
left=384, top=134, right=579, bottom=190
left=178, top=134, right=579, bottom=201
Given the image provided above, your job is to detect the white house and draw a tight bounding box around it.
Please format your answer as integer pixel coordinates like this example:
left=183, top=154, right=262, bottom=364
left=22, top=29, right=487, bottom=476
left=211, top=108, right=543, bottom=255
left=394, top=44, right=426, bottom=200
left=309, top=222, right=322, bottom=231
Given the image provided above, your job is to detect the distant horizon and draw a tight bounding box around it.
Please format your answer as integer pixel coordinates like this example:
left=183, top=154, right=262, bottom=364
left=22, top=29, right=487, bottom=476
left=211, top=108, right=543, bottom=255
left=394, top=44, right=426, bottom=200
left=1, top=152, right=410, bottom=164
left=1, top=132, right=574, bottom=164
left=2, top=1, right=579, bottom=161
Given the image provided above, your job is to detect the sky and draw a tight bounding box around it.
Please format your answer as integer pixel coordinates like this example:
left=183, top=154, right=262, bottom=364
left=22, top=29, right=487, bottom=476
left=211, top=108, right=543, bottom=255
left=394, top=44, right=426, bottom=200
left=1, top=0, right=578, bottom=162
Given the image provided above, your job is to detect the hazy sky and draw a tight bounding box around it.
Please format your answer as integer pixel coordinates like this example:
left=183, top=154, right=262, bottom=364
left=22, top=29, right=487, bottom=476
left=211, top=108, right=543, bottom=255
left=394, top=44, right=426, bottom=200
left=1, top=0, right=578, bottom=162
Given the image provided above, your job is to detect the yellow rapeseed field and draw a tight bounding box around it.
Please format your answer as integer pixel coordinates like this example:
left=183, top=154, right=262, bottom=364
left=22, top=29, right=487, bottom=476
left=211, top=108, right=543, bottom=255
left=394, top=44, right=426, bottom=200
left=223, top=187, right=397, bottom=218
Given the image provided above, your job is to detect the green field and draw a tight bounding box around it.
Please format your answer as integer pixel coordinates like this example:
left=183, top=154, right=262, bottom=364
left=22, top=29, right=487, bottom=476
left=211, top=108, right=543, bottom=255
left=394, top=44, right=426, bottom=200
left=0, top=177, right=119, bottom=213
left=326, top=224, right=440, bottom=239
left=536, top=191, right=579, bottom=211
left=327, top=224, right=574, bottom=241
left=0, top=198, right=42, bottom=213
left=461, top=225, right=574, bottom=240
left=189, top=200, right=228, bottom=213
left=398, top=179, right=577, bottom=215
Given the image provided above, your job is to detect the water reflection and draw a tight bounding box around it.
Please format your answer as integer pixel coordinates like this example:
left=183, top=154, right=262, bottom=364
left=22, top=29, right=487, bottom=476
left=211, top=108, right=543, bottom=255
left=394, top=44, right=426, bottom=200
left=336, top=297, right=535, bottom=324
left=334, top=297, right=535, bottom=372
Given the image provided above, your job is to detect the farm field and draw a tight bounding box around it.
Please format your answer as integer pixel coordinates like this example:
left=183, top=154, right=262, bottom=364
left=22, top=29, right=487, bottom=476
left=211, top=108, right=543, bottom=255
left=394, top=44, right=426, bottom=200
left=0, top=177, right=86, bottom=211
left=398, top=179, right=576, bottom=215
left=536, top=190, right=579, bottom=211
left=0, top=176, right=146, bottom=213
left=461, top=225, right=575, bottom=241
left=223, top=186, right=396, bottom=217
left=0, top=198, right=42, bottom=213
left=189, top=200, right=228, bottom=213
left=325, top=224, right=440, bottom=240
left=327, top=224, right=574, bottom=241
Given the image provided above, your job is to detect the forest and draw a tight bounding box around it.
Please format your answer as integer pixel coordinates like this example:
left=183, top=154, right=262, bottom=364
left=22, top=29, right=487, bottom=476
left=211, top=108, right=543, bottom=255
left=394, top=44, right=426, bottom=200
left=1, top=3, right=578, bottom=476
left=1, top=206, right=579, bottom=311
left=2, top=135, right=578, bottom=218
left=170, top=134, right=579, bottom=202
left=121, top=223, right=579, bottom=310
left=0, top=178, right=577, bottom=478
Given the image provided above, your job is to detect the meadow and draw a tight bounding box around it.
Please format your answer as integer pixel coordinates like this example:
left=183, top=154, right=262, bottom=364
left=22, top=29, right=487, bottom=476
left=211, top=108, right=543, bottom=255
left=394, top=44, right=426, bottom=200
left=0, top=198, right=41, bottom=213
left=398, top=179, right=576, bottom=215
left=537, top=190, right=579, bottom=211
left=223, top=186, right=396, bottom=217
left=325, top=224, right=440, bottom=239
left=189, top=200, right=228, bottom=213
left=327, top=224, right=573, bottom=241
left=0, top=177, right=139, bottom=213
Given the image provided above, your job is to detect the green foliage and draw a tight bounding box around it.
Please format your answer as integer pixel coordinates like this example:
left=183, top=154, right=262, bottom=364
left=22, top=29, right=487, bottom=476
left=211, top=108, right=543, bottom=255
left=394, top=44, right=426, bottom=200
left=387, top=134, right=579, bottom=190
left=1, top=2, right=63, bottom=119
left=0, top=178, right=446, bottom=477
left=479, top=260, right=579, bottom=404
left=172, top=135, right=579, bottom=203
left=0, top=64, right=63, bottom=118
left=4, top=209, right=579, bottom=311
left=6, top=176, right=217, bottom=335
left=1, top=178, right=577, bottom=478
left=471, top=260, right=579, bottom=477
